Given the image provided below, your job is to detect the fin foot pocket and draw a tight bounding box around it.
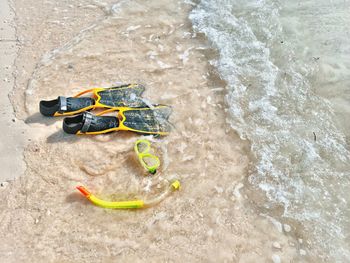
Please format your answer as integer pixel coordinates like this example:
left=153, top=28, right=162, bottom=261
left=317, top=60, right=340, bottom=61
left=39, top=96, right=95, bottom=116
left=63, top=112, right=119, bottom=134
left=39, top=98, right=60, bottom=116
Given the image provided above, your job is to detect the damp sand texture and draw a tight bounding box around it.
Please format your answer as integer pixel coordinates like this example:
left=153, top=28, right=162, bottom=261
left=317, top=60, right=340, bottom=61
left=0, top=0, right=299, bottom=262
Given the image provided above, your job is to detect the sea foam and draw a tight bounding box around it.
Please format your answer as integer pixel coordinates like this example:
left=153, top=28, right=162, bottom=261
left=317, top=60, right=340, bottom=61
left=190, top=0, right=350, bottom=260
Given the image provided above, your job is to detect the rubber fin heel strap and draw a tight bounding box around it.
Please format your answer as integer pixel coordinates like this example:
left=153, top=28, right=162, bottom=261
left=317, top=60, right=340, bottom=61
left=58, top=96, right=67, bottom=111
left=81, top=112, right=94, bottom=133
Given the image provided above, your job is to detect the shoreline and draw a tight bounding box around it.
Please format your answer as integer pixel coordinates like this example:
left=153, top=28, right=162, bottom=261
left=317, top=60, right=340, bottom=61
left=0, top=0, right=27, bottom=182
left=0, top=0, right=304, bottom=262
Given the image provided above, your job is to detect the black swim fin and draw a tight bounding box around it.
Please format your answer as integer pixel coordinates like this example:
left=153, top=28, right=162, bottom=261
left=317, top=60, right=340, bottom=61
left=62, top=106, right=172, bottom=136
left=39, top=84, right=147, bottom=117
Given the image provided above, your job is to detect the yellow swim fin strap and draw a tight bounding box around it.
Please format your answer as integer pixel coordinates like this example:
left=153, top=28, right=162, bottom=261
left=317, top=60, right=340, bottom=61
left=134, top=139, right=161, bottom=174
left=73, top=88, right=96, bottom=98
left=76, top=186, right=144, bottom=209
left=73, top=88, right=106, bottom=108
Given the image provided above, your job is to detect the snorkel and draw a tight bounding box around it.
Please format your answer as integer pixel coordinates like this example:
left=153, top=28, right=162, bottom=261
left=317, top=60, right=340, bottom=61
left=76, top=139, right=180, bottom=209
left=76, top=180, right=180, bottom=209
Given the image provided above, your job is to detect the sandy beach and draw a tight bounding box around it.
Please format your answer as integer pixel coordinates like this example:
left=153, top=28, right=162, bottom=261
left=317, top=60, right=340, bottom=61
left=0, top=0, right=27, bottom=182
left=0, top=0, right=327, bottom=262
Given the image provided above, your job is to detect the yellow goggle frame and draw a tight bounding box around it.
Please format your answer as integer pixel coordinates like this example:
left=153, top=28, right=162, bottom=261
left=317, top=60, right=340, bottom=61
left=134, top=139, right=160, bottom=174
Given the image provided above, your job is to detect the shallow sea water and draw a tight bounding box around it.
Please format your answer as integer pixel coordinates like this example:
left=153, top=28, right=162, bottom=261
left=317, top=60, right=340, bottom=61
left=191, top=0, right=350, bottom=261
left=3, top=0, right=301, bottom=262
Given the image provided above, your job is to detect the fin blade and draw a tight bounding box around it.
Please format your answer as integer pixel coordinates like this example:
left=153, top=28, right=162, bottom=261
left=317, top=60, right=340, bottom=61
left=121, top=106, right=172, bottom=135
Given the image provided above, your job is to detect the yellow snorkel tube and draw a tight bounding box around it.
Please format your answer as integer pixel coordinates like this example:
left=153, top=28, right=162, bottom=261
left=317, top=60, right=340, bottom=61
left=76, top=180, right=180, bottom=209
left=76, top=139, right=180, bottom=209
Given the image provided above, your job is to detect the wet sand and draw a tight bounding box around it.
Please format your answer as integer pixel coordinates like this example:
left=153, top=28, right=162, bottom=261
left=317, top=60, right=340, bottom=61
left=0, top=0, right=27, bottom=182
left=0, top=0, right=307, bottom=262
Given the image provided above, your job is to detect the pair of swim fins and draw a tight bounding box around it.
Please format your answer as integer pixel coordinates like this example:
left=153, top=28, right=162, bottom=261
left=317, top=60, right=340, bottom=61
left=39, top=84, right=172, bottom=136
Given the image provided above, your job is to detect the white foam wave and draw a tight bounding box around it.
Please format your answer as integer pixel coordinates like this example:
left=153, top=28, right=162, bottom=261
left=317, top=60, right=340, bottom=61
left=190, top=0, right=350, bottom=260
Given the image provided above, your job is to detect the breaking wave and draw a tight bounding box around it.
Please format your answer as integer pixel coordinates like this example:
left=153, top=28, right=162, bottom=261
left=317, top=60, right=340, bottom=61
left=190, top=0, right=350, bottom=260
